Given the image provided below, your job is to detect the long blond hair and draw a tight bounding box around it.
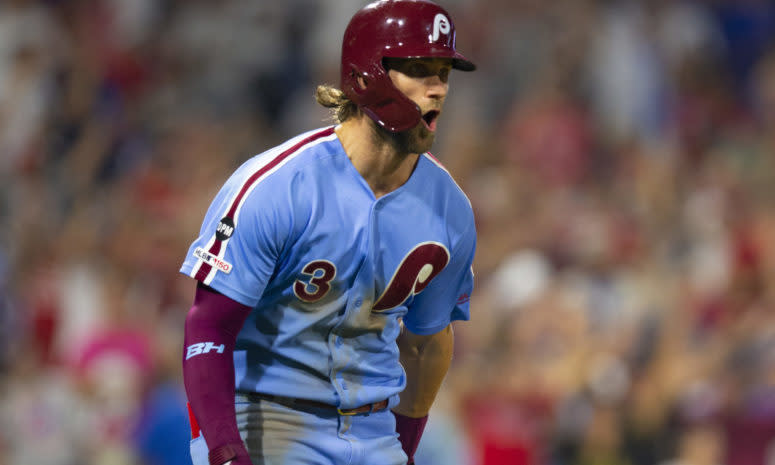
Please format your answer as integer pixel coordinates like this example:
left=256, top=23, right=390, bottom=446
left=315, top=85, right=360, bottom=124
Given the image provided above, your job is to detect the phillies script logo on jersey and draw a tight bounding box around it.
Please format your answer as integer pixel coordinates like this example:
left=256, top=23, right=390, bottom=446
left=373, top=241, right=449, bottom=311
left=194, top=247, right=233, bottom=274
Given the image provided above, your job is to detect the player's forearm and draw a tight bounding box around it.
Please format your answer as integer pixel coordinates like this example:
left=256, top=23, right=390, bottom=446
left=183, top=285, right=253, bottom=465
left=393, top=324, right=454, bottom=417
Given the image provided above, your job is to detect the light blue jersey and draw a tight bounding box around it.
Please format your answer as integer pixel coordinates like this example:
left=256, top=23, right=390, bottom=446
left=180, top=126, right=476, bottom=411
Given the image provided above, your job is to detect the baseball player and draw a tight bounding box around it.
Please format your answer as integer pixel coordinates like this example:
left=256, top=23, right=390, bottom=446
left=179, top=1, right=476, bottom=464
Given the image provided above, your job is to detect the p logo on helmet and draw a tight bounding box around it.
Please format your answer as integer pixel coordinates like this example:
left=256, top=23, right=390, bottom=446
left=432, top=13, right=450, bottom=42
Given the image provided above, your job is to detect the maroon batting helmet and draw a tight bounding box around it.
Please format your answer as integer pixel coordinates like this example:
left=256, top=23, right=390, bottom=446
left=341, top=0, right=476, bottom=132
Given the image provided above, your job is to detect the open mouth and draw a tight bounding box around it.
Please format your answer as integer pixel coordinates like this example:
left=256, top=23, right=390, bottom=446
left=421, top=110, right=440, bottom=132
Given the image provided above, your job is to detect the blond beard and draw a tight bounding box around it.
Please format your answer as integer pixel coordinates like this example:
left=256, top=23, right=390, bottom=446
left=371, top=117, right=436, bottom=156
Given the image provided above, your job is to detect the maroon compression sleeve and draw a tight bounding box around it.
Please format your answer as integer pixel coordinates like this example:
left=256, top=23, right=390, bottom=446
left=393, top=412, right=429, bottom=465
left=183, top=284, right=253, bottom=465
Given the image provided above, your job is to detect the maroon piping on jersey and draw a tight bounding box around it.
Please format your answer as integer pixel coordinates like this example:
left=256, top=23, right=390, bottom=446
left=194, top=127, right=336, bottom=282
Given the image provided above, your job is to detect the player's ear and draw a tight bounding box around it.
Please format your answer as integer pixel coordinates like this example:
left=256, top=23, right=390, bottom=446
left=356, top=73, right=368, bottom=90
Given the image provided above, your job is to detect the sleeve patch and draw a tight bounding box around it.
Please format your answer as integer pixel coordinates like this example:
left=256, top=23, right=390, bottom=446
left=194, top=247, right=233, bottom=274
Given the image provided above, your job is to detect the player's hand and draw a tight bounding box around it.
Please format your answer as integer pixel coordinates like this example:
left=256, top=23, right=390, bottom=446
left=208, top=443, right=253, bottom=465
left=211, top=455, right=254, bottom=465
left=223, top=458, right=254, bottom=465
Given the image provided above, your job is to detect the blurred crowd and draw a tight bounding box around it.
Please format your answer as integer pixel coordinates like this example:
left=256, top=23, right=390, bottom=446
left=1, top=0, right=775, bottom=464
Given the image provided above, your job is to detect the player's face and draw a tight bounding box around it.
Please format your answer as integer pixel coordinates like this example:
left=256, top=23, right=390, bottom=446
left=385, top=57, right=452, bottom=154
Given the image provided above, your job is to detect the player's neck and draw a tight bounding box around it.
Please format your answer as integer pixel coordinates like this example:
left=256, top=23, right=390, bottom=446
left=336, top=119, right=420, bottom=199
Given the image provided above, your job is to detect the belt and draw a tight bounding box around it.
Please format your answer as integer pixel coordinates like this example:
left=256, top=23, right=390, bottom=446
left=244, top=393, right=389, bottom=416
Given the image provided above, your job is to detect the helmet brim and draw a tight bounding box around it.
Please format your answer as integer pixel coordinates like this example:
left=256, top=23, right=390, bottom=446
left=452, top=54, right=476, bottom=72
left=381, top=51, right=476, bottom=72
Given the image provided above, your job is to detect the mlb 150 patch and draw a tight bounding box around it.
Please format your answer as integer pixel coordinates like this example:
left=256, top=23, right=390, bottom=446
left=194, top=247, right=233, bottom=274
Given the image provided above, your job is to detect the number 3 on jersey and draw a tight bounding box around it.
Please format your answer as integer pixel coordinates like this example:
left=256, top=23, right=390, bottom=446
left=294, top=260, right=337, bottom=302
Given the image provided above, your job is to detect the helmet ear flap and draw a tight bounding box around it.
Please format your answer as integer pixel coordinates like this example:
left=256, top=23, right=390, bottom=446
left=343, top=60, right=422, bottom=132
left=360, top=79, right=422, bottom=133
left=343, top=61, right=377, bottom=103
